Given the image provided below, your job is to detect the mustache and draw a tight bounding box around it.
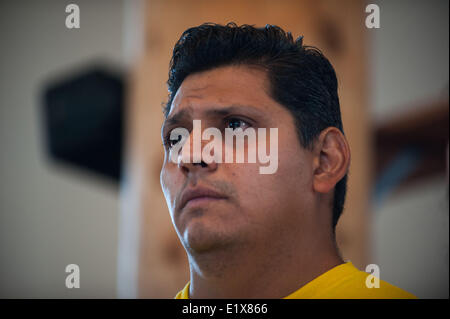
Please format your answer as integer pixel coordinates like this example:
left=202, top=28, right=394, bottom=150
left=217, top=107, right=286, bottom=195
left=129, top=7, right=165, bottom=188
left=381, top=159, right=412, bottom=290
left=175, top=179, right=237, bottom=210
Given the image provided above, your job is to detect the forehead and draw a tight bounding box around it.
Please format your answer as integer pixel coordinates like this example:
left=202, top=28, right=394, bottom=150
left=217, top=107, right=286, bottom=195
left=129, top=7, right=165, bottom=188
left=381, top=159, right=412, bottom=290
left=168, top=65, right=274, bottom=117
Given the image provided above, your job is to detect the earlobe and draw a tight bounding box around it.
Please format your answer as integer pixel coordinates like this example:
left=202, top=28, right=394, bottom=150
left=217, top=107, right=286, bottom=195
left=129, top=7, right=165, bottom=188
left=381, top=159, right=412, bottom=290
left=312, top=127, right=350, bottom=194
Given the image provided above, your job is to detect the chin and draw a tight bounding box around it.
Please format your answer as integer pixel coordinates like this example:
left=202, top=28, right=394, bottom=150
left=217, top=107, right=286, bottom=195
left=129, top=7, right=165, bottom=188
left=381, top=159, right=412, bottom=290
left=181, top=218, right=235, bottom=254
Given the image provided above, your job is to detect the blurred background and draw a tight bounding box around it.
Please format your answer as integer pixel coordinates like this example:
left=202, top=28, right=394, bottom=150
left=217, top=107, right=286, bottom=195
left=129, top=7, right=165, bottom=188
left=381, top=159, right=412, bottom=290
left=0, top=0, right=448, bottom=299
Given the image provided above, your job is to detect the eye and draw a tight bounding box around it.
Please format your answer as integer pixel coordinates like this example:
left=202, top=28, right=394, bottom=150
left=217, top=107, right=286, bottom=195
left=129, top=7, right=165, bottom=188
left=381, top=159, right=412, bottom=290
left=226, top=118, right=250, bottom=130
left=164, top=133, right=182, bottom=149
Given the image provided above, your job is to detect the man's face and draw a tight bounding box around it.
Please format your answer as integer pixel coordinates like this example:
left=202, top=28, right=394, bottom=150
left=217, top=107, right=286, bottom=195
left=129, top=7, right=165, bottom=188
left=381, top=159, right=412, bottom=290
left=160, top=65, right=315, bottom=255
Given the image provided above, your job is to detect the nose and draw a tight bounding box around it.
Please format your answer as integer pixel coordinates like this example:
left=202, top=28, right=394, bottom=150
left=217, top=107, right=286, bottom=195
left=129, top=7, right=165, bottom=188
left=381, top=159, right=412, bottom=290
left=177, top=132, right=219, bottom=174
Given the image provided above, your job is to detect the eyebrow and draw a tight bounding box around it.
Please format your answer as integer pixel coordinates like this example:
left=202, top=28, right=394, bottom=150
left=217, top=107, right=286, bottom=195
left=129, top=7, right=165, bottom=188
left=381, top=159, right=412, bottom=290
left=163, top=108, right=192, bottom=129
left=202, top=105, right=261, bottom=117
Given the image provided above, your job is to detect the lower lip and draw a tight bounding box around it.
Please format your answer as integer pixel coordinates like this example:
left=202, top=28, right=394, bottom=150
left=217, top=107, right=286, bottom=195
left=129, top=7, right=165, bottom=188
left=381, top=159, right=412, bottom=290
left=184, top=196, right=226, bottom=209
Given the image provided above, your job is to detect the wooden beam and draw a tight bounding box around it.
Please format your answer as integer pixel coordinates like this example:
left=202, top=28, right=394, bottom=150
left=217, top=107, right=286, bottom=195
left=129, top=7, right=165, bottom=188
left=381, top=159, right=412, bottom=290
left=123, top=0, right=370, bottom=297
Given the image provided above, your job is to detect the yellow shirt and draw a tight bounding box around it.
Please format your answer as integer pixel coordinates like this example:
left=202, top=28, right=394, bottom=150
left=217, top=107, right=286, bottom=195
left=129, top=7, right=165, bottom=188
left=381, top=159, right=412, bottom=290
left=175, top=262, right=416, bottom=299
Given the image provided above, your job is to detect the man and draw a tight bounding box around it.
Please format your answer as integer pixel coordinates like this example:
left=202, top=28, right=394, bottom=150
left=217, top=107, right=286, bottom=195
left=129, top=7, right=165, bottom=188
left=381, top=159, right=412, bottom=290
left=160, top=23, right=415, bottom=299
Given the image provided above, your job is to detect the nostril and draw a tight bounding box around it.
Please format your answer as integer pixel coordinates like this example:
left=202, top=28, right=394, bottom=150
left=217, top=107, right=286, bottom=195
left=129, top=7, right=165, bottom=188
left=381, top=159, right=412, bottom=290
left=194, top=161, right=208, bottom=168
left=179, top=164, right=189, bottom=173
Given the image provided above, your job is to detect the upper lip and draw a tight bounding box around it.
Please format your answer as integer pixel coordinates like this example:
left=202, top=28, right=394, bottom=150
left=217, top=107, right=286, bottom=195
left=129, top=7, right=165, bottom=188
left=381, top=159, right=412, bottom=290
left=179, top=186, right=228, bottom=210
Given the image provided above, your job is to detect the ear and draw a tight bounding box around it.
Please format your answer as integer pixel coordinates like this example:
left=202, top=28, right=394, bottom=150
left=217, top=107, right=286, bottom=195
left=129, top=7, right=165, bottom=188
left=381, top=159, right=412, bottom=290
left=312, top=127, right=351, bottom=194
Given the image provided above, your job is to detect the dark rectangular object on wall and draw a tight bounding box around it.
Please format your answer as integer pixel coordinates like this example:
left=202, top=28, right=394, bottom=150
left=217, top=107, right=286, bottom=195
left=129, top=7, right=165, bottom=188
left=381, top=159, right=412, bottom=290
left=42, top=67, right=124, bottom=182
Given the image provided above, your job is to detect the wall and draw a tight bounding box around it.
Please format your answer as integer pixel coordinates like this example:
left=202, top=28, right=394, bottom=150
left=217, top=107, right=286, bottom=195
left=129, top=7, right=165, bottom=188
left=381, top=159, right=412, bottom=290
left=370, top=0, right=449, bottom=122
left=370, top=0, right=449, bottom=298
left=0, top=0, right=125, bottom=298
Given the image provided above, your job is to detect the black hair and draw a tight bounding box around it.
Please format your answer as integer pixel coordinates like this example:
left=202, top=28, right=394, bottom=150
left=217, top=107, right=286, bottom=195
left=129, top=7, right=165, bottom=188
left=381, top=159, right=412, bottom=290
left=164, top=22, right=348, bottom=230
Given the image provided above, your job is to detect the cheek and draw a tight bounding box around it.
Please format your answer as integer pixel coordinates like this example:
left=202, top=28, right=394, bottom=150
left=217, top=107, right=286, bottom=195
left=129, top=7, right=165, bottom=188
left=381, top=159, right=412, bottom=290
left=160, top=163, right=181, bottom=211
left=279, top=143, right=314, bottom=217
left=279, top=139, right=312, bottom=190
left=227, top=130, right=311, bottom=206
left=257, top=134, right=312, bottom=208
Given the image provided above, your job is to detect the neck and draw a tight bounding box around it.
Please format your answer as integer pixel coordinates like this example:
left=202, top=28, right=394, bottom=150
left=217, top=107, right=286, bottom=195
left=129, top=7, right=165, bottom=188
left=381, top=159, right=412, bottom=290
left=188, top=222, right=343, bottom=299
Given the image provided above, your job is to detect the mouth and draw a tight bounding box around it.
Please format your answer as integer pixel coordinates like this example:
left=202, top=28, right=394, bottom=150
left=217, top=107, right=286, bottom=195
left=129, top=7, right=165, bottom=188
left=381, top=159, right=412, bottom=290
left=179, top=186, right=228, bottom=211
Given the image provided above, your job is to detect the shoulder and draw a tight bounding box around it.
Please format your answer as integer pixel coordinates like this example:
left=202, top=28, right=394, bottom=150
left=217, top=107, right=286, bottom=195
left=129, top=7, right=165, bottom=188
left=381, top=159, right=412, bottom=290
left=318, top=263, right=417, bottom=299
left=285, top=262, right=416, bottom=299
left=331, top=266, right=417, bottom=299
left=174, top=282, right=190, bottom=299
